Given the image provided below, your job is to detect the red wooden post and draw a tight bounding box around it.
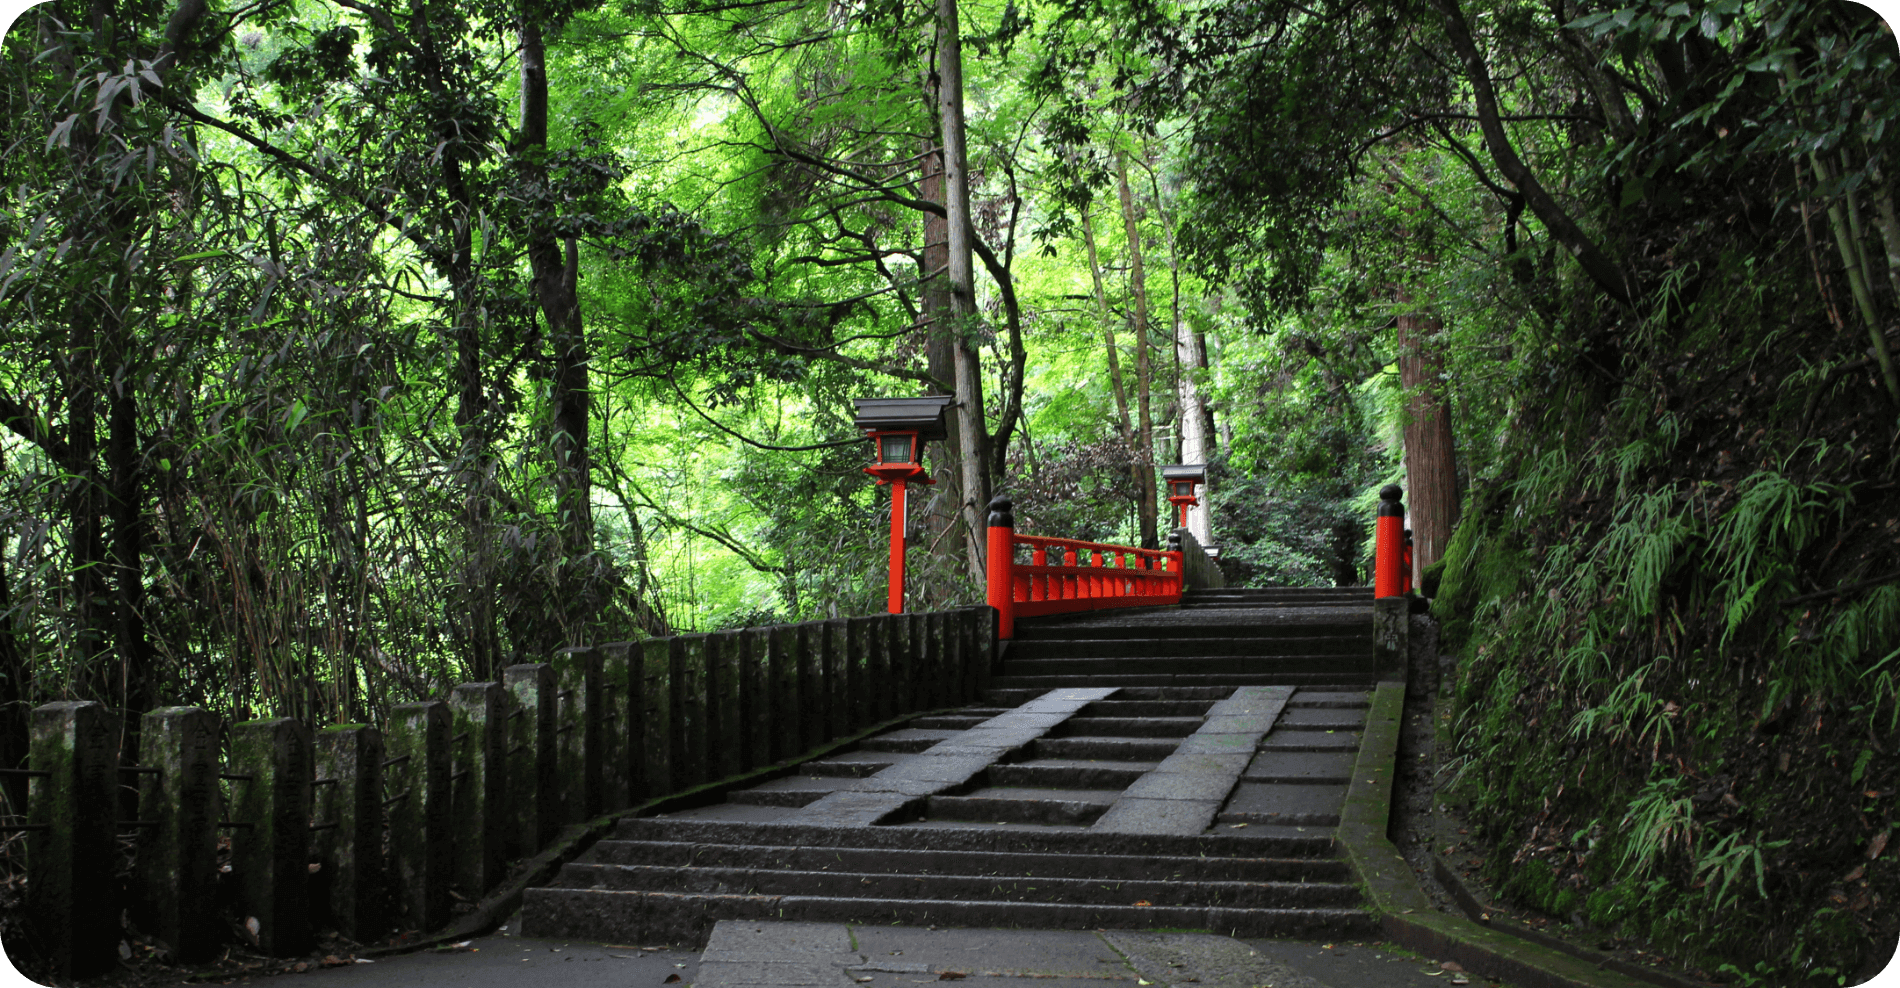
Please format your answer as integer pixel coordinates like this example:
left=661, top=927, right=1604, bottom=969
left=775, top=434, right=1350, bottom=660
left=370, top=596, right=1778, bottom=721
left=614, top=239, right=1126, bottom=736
left=888, top=478, right=907, bottom=614
left=986, top=496, right=1016, bottom=639
left=1376, top=484, right=1405, bottom=598
left=1401, top=528, right=1414, bottom=596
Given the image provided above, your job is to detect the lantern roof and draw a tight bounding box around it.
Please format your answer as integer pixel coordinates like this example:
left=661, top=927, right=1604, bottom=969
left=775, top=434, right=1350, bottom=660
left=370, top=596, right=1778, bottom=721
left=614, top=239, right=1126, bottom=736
left=852, top=396, right=953, bottom=441
left=1161, top=463, right=1206, bottom=484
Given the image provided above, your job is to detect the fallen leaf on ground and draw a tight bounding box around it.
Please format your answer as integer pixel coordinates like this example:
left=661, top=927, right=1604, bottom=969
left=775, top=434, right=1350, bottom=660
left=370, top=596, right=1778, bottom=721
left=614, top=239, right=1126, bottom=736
left=1440, top=961, right=1464, bottom=972
left=1134, top=900, right=1153, bottom=906
left=1867, top=831, right=1889, bottom=860
left=937, top=973, right=966, bottom=981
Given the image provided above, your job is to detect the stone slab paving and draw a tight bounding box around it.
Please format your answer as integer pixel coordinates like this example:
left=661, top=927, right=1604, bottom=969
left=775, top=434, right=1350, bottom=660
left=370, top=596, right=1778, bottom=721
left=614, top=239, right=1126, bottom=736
left=1091, top=685, right=1293, bottom=835
left=788, top=688, right=1117, bottom=826
left=686, top=920, right=1479, bottom=988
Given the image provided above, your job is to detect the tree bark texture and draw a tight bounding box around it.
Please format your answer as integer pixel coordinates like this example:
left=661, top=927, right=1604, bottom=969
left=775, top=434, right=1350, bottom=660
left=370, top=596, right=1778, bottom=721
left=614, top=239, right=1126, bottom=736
left=1116, top=152, right=1159, bottom=549
left=937, top=0, right=989, bottom=576
left=521, top=20, right=602, bottom=640
left=918, top=135, right=968, bottom=574
left=1397, top=313, right=1460, bottom=586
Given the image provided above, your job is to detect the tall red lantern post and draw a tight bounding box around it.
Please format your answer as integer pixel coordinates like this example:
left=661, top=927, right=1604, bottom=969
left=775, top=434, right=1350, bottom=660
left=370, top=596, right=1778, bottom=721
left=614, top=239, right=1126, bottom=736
left=1161, top=464, right=1205, bottom=530
left=852, top=397, right=954, bottom=614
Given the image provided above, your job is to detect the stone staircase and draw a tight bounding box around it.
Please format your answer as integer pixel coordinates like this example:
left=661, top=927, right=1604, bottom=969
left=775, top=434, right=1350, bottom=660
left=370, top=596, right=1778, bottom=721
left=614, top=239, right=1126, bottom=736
left=519, top=587, right=1382, bottom=944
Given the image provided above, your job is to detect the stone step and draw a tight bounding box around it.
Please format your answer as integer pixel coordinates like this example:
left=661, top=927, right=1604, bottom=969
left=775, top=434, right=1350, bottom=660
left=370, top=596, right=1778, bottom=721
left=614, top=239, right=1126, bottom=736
left=726, top=776, right=848, bottom=807
left=1012, top=622, right=1370, bottom=642
left=606, top=816, right=1344, bottom=859
left=1242, top=750, right=1357, bottom=784
left=1285, top=691, right=1371, bottom=709
left=584, top=839, right=1353, bottom=882
left=992, top=672, right=1373, bottom=690
left=986, top=758, right=1156, bottom=790
left=860, top=728, right=963, bottom=753
left=926, top=787, right=1119, bottom=826
left=907, top=715, right=996, bottom=731
left=1218, top=783, right=1348, bottom=827
left=518, top=887, right=1378, bottom=944
left=1000, top=657, right=1372, bottom=678
left=1081, top=699, right=1217, bottom=717
left=1275, top=707, right=1368, bottom=730
left=1032, top=736, right=1182, bottom=761
left=1051, top=716, right=1204, bottom=738
left=1256, top=730, right=1362, bottom=753
left=802, top=751, right=907, bottom=777
left=551, top=862, right=1362, bottom=910
left=1008, top=637, right=1370, bottom=659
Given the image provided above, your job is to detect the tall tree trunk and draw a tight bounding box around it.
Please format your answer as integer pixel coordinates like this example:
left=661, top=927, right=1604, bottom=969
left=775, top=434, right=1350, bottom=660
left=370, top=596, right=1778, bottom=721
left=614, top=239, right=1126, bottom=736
left=1397, top=311, right=1460, bottom=587
left=520, top=19, right=599, bottom=644
left=1115, top=151, right=1158, bottom=548
left=918, top=133, right=967, bottom=578
left=937, top=0, right=987, bottom=576
left=1080, top=205, right=1135, bottom=442
left=1147, top=156, right=1213, bottom=544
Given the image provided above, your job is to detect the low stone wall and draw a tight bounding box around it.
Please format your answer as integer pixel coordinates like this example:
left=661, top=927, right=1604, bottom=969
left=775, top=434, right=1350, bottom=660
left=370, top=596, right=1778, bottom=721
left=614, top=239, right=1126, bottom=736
left=1170, top=527, right=1227, bottom=590
left=13, top=606, right=998, bottom=978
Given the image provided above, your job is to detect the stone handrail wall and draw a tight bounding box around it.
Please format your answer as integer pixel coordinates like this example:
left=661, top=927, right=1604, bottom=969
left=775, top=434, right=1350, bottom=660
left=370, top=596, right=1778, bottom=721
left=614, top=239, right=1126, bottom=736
left=1169, top=527, right=1227, bottom=590
left=13, top=606, right=999, bottom=978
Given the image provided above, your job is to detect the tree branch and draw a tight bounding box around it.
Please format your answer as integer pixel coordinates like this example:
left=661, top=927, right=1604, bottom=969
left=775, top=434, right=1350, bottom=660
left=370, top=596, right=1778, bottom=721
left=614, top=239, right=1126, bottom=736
left=1433, top=0, right=1636, bottom=309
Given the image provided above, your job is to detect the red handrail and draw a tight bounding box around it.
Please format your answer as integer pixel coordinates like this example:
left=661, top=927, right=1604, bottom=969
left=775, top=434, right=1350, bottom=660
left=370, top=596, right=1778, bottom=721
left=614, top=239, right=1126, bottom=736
left=984, top=498, right=1182, bottom=639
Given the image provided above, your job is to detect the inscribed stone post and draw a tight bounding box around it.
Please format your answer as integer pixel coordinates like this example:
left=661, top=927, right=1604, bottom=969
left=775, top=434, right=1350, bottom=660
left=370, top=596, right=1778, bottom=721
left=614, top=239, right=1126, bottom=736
left=640, top=638, right=672, bottom=802
left=704, top=631, right=743, bottom=779
left=889, top=614, right=916, bottom=716
left=314, top=724, right=383, bottom=941
left=673, top=635, right=709, bottom=789
left=27, top=701, right=118, bottom=978
left=823, top=619, right=851, bottom=739
left=137, top=707, right=220, bottom=962
left=737, top=629, right=771, bottom=771
left=503, top=664, right=557, bottom=855
left=972, top=605, right=998, bottom=695
left=551, top=647, right=603, bottom=822
left=600, top=642, right=633, bottom=811
left=766, top=625, right=798, bottom=764
left=229, top=717, right=313, bottom=957
left=385, top=702, right=450, bottom=933
left=792, top=622, right=825, bottom=752
left=449, top=683, right=507, bottom=899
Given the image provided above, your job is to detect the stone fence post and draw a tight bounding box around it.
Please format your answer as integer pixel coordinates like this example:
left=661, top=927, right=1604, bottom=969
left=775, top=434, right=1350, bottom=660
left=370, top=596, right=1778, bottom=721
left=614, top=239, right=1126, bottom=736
left=385, top=702, right=449, bottom=933
left=137, top=706, right=220, bottom=963
left=315, top=724, right=383, bottom=941
left=551, top=647, right=602, bottom=823
left=229, top=717, right=313, bottom=957
left=639, top=638, right=673, bottom=802
left=600, top=642, right=634, bottom=812
left=504, top=663, right=557, bottom=855
left=27, top=701, right=118, bottom=979
left=450, top=683, right=506, bottom=899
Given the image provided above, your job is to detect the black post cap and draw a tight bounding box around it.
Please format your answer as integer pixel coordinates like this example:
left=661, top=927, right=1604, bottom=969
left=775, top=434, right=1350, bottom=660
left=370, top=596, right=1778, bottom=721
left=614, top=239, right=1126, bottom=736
left=987, top=495, right=1014, bottom=528
left=1378, top=484, right=1405, bottom=517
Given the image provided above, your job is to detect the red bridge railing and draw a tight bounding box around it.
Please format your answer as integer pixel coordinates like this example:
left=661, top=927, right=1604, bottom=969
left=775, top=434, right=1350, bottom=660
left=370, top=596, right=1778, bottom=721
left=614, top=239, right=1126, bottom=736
left=984, top=497, right=1182, bottom=639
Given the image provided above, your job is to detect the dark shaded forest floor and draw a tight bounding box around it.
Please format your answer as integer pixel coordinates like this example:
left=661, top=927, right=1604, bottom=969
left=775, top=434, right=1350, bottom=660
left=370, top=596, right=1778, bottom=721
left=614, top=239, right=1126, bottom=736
left=1389, top=615, right=1735, bottom=987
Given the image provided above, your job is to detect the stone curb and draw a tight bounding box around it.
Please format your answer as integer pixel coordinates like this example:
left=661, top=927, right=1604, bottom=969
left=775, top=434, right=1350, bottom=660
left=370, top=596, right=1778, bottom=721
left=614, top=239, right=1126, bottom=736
left=230, top=704, right=975, bottom=969
left=1337, top=683, right=1656, bottom=988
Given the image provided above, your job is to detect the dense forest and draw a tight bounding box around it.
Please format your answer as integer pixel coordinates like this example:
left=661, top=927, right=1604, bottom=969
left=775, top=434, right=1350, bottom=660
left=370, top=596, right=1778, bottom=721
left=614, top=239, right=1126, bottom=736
left=1, top=0, right=1897, bottom=981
